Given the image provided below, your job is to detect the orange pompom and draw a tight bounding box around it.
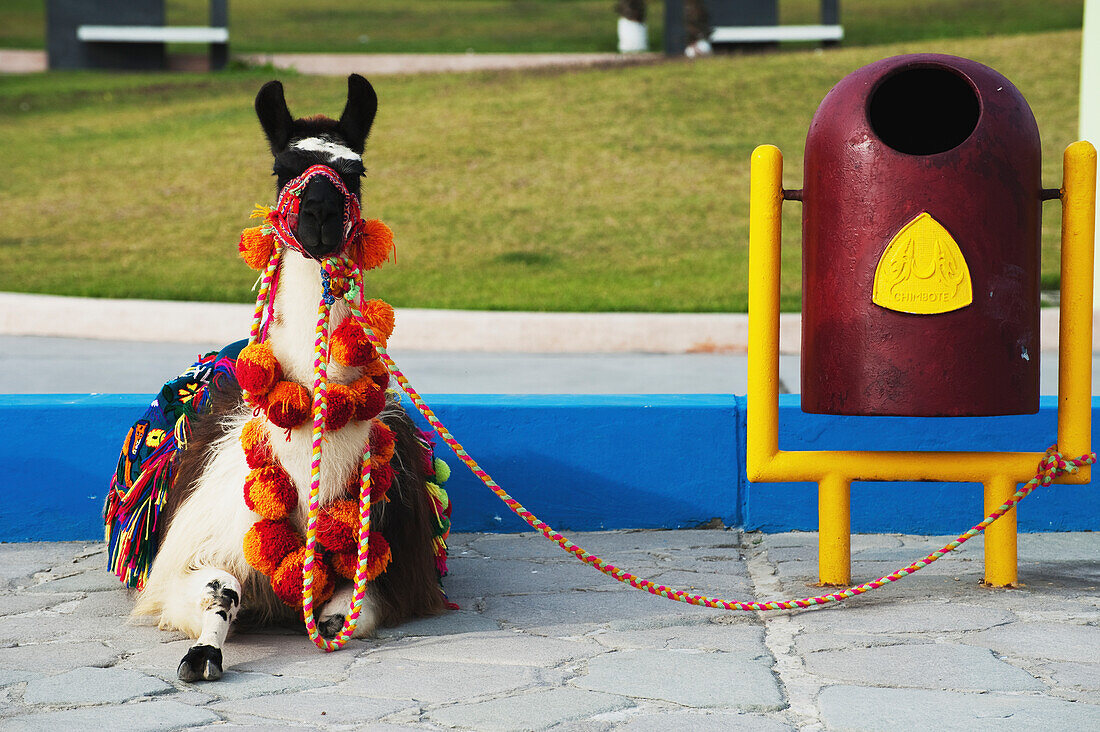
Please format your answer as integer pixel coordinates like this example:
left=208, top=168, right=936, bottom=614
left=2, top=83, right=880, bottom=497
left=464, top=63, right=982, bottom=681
left=370, top=422, right=396, bottom=466
left=243, top=464, right=297, bottom=521
left=350, top=376, right=387, bottom=422
left=243, top=519, right=301, bottom=576
left=350, top=219, right=394, bottom=271
left=239, top=226, right=275, bottom=271
left=326, top=384, right=356, bottom=431
left=237, top=342, right=282, bottom=397
left=360, top=299, right=396, bottom=344
left=315, top=499, right=359, bottom=553
left=240, top=417, right=272, bottom=469
left=266, top=381, right=312, bottom=430
left=330, top=532, right=392, bottom=581
left=271, top=547, right=335, bottom=609
left=330, top=320, right=377, bottom=368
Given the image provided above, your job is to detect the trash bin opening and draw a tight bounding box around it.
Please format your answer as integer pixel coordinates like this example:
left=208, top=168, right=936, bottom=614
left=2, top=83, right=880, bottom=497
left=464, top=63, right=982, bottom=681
left=867, top=66, right=980, bottom=156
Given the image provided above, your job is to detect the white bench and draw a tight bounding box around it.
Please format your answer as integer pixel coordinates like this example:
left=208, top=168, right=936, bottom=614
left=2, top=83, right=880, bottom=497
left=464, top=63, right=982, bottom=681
left=709, top=24, right=843, bottom=44
left=76, top=25, right=229, bottom=44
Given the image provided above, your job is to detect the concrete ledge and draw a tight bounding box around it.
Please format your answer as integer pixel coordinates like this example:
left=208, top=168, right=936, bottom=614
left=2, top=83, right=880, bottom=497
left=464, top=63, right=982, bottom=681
left=0, top=292, right=1076, bottom=354
left=0, top=393, right=1095, bottom=541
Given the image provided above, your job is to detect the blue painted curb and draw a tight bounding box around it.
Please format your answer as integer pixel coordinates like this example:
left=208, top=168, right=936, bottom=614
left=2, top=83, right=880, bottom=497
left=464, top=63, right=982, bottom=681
left=0, top=393, right=1095, bottom=541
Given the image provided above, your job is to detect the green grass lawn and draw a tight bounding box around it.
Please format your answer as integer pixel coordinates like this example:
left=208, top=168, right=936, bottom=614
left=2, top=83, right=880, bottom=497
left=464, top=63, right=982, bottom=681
left=0, top=30, right=1082, bottom=312
left=0, top=1, right=1084, bottom=53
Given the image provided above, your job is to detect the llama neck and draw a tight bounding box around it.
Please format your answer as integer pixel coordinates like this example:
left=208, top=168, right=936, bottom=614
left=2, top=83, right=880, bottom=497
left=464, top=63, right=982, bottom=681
left=265, top=254, right=358, bottom=386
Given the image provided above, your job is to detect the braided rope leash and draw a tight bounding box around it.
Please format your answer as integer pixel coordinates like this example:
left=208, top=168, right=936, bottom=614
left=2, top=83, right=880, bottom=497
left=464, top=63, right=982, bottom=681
left=244, top=247, right=375, bottom=651
left=340, top=273, right=1096, bottom=610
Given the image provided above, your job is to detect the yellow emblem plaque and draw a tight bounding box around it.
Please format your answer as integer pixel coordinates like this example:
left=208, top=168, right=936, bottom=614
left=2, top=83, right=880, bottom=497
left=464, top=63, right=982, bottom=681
left=872, top=212, right=972, bottom=315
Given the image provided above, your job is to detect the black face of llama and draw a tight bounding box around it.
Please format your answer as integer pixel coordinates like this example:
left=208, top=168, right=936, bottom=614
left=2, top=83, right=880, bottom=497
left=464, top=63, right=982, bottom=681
left=255, top=74, right=378, bottom=258
left=105, top=75, right=452, bottom=683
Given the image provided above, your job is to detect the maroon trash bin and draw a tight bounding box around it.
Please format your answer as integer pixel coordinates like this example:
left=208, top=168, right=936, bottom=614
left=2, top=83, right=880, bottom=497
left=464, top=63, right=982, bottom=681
left=801, top=53, right=1041, bottom=417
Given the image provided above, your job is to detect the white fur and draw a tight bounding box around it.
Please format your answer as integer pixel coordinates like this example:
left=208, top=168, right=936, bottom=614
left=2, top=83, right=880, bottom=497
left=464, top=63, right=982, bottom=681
left=135, top=252, right=381, bottom=642
left=290, top=136, right=360, bottom=163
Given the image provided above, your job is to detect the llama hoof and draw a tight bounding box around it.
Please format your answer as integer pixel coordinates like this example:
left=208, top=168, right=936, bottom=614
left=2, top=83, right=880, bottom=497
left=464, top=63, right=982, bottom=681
left=178, top=644, right=223, bottom=682
left=318, top=614, right=345, bottom=639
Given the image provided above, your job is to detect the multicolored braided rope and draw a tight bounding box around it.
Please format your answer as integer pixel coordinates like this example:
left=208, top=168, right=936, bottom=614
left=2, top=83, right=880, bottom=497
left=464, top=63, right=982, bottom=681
left=245, top=245, right=375, bottom=652
left=340, top=272, right=1096, bottom=610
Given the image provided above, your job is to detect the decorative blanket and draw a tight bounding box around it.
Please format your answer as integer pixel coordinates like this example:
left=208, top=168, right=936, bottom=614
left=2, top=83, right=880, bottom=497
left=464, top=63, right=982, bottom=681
left=104, top=340, right=452, bottom=592
left=104, top=340, right=245, bottom=589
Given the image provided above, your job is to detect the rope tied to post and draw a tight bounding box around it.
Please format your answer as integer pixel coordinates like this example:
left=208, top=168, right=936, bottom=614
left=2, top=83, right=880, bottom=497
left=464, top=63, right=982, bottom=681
left=350, top=305, right=1099, bottom=612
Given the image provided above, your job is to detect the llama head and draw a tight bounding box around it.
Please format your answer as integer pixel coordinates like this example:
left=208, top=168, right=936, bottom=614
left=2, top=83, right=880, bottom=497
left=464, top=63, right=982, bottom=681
left=254, top=74, right=378, bottom=259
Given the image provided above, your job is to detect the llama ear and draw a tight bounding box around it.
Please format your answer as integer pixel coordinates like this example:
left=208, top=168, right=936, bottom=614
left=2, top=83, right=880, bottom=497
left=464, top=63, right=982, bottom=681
left=255, top=80, right=294, bottom=154
left=337, top=74, right=377, bottom=154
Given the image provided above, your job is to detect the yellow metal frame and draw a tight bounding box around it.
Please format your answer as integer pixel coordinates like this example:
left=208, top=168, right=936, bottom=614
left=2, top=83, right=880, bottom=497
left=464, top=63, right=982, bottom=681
left=746, top=142, right=1097, bottom=587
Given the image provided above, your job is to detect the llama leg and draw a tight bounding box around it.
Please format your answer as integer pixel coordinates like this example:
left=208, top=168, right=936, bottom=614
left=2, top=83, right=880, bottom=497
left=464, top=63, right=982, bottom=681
left=177, top=569, right=242, bottom=682
left=317, top=583, right=380, bottom=639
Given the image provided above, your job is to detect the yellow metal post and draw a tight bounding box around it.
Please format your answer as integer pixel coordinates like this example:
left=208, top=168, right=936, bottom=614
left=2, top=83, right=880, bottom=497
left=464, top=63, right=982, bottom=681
left=743, top=142, right=1095, bottom=589
left=746, top=145, right=783, bottom=482
left=819, top=474, right=852, bottom=585
left=1058, top=141, right=1097, bottom=471
left=983, top=475, right=1019, bottom=586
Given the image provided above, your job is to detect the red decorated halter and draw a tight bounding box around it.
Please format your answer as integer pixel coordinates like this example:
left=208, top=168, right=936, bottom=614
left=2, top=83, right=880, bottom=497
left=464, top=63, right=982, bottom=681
left=269, top=165, right=368, bottom=260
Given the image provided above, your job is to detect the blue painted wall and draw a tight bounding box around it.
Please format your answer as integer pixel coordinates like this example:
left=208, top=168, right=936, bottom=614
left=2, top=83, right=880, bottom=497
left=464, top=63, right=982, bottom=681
left=0, top=393, right=1095, bottom=541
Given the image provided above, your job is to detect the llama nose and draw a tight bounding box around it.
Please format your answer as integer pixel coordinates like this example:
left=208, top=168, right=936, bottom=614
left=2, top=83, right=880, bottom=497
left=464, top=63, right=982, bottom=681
left=296, top=178, right=345, bottom=258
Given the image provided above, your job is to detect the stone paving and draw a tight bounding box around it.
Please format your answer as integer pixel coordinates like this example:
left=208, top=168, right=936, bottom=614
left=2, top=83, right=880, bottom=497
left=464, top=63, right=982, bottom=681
left=1, top=529, right=1098, bottom=730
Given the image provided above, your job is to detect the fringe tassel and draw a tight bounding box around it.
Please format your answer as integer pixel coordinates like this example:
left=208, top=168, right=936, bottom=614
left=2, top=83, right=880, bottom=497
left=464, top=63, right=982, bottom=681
left=105, top=437, right=178, bottom=590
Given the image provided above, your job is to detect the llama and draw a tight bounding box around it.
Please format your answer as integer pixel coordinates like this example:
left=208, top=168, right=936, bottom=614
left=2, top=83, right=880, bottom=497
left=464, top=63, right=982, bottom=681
left=104, top=75, right=450, bottom=682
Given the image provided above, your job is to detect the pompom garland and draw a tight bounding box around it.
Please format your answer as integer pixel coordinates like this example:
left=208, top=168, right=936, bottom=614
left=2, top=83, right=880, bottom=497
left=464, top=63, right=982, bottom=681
left=241, top=416, right=399, bottom=611
left=241, top=322, right=391, bottom=432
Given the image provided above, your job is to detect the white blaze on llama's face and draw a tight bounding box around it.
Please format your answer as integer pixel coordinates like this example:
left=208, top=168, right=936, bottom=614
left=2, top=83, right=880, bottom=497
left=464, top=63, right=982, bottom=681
left=290, top=136, right=361, bottom=164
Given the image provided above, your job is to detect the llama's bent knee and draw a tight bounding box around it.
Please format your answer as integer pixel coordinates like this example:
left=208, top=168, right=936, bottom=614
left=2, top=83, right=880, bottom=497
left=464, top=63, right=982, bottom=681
left=178, top=570, right=242, bottom=682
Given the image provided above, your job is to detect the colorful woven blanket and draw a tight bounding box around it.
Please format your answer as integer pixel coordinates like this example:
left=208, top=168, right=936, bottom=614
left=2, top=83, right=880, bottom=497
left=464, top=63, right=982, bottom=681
left=104, top=340, right=245, bottom=589
left=104, top=340, right=452, bottom=591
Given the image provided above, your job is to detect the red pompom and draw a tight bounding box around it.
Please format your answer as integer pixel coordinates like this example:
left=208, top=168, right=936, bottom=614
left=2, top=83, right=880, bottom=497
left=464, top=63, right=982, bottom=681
left=271, top=547, right=334, bottom=609
left=331, top=320, right=378, bottom=368
left=369, top=462, right=394, bottom=503
left=315, top=499, right=359, bottom=554
left=330, top=532, right=392, bottom=581
left=243, top=519, right=301, bottom=576
left=326, top=384, right=356, bottom=431
left=351, top=376, right=387, bottom=422
left=370, top=422, right=396, bottom=467
left=236, top=342, right=282, bottom=397
left=266, top=381, right=312, bottom=429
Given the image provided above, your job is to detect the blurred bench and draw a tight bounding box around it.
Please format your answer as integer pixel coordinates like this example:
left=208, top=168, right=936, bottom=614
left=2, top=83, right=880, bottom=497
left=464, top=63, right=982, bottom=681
left=47, top=0, right=229, bottom=71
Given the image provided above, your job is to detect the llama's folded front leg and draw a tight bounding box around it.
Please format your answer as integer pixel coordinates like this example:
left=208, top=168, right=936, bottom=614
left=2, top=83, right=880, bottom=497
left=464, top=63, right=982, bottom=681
left=317, top=582, right=380, bottom=639
left=177, top=568, right=242, bottom=682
